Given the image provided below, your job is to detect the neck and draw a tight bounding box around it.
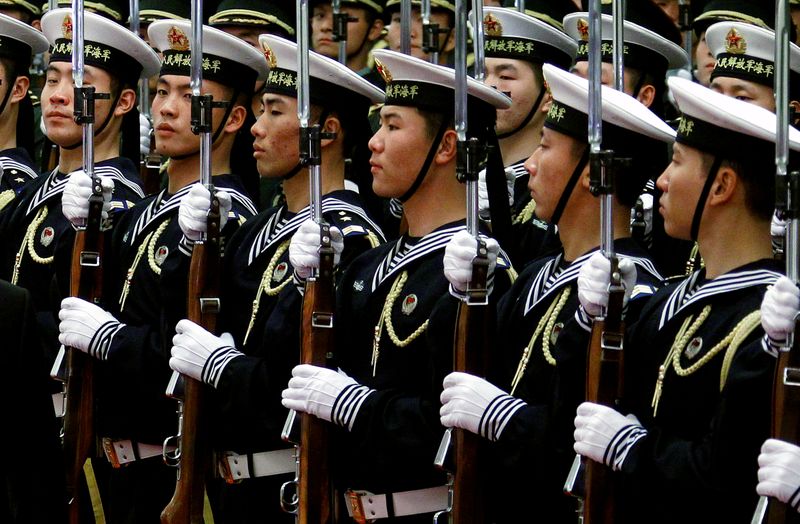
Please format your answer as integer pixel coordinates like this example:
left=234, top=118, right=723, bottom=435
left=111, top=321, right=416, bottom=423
left=402, top=167, right=466, bottom=237
left=0, top=107, right=18, bottom=151
left=558, top=198, right=630, bottom=262
left=697, top=213, right=771, bottom=279
left=283, top=150, right=347, bottom=213
left=167, top=145, right=232, bottom=194
left=499, top=118, right=542, bottom=166
left=58, top=134, right=121, bottom=173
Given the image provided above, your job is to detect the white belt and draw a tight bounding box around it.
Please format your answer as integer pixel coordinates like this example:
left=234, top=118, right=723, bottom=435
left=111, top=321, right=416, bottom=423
left=344, top=485, right=449, bottom=521
left=217, top=448, right=296, bottom=483
left=102, top=438, right=173, bottom=468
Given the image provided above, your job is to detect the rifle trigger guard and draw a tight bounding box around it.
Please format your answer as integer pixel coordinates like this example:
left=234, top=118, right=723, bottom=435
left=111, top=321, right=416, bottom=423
left=162, top=434, right=180, bottom=467
left=279, top=478, right=299, bottom=515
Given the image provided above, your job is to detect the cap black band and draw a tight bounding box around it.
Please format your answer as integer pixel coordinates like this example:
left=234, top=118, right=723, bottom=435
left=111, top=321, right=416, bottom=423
left=50, top=38, right=142, bottom=85
left=676, top=114, right=775, bottom=160
left=160, top=50, right=257, bottom=93
left=710, top=52, right=800, bottom=93
left=264, top=66, right=371, bottom=108
left=384, top=79, right=453, bottom=112
left=485, top=36, right=572, bottom=69
left=575, top=40, right=669, bottom=76
left=543, top=100, right=586, bottom=141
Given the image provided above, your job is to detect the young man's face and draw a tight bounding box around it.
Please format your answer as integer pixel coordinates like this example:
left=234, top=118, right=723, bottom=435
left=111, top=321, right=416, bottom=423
left=571, top=61, right=649, bottom=102
left=251, top=92, right=301, bottom=178
left=312, top=3, right=380, bottom=60
left=386, top=8, right=452, bottom=61
left=369, top=104, right=434, bottom=198
left=151, top=75, right=234, bottom=158
left=485, top=57, right=543, bottom=136
left=42, top=62, right=116, bottom=148
left=709, top=76, right=776, bottom=111
left=695, top=31, right=715, bottom=87
left=656, top=142, right=706, bottom=240
left=524, top=127, right=583, bottom=222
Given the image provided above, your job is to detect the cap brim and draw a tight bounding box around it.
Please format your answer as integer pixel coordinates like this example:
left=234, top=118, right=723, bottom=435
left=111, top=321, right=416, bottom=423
left=0, top=12, right=49, bottom=53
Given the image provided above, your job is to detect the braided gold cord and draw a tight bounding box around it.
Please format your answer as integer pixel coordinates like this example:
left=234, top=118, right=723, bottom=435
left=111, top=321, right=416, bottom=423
left=146, top=220, right=170, bottom=275
left=12, top=206, right=52, bottom=284
left=243, top=239, right=291, bottom=345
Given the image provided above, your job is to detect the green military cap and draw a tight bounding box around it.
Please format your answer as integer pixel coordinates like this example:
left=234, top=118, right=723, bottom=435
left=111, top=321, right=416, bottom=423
left=149, top=20, right=268, bottom=92
left=501, top=0, right=579, bottom=32
left=42, top=0, right=127, bottom=23
left=312, top=0, right=384, bottom=15
left=138, top=0, right=189, bottom=24
left=209, top=0, right=295, bottom=36
left=481, top=6, right=576, bottom=70
left=384, top=0, right=454, bottom=14
left=692, top=0, right=772, bottom=35
left=0, top=0, right=40, bottom=17
left=42, top=8, right=160, bottom=83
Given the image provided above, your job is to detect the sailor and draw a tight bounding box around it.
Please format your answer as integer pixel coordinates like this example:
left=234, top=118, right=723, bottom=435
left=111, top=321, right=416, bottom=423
left=311, top=0, right=385, bottom=77
left=166, top=34, right=386, bottom=522
left=56, top=19, right=262, bottom=523
left=572, top=77, right=800, bottom=523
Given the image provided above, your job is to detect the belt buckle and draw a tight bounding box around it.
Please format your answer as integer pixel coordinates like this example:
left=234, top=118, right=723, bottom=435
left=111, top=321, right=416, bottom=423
left=102, top=437, right=122, bottom=469
left=217, top=453, right=241, bottom=485
left=346, top=490, right=375, bottom=524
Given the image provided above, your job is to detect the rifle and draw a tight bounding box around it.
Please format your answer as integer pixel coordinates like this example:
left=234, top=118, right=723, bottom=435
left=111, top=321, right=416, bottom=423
left=161, top=3, right=220, bottom=522
left=62, top=1, right=110, bottom=522
left=421, top=0, right=443, bottom=64
left=279, top=3, right=336, bottom=522
left=432, top=1, right=492, bottom=522
left=564, top=1, right=627, bottom=522
left=400, top=0, right=411, bottom=55
left=751, top=1, right=800, bottom=522
left=130, top=0, right=162, bottom=196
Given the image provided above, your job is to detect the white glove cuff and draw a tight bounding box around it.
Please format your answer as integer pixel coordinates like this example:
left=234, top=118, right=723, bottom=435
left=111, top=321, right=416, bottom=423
left=762, top=333, right=786, bottom=359
left=604, top=424, right=647, bottom=471
left=575, top=306, right=593, bottom=333
left=88, top=321, right=124, bottom=360
left=178, top=235, right=195, bottom=256
left=331, top=383, right=375, bottom=431
left=201, top=346, right=244, bottom=388
left=480, top=394, right=526, bottom=442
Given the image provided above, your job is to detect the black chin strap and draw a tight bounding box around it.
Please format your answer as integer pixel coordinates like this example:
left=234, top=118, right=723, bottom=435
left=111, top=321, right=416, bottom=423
left=496, top=85, right=546, bottom=140
left=690, top=155, right=723, bottom=241
left=63, top=88, right=121, bottom=150
left=282, top=108, right=332, bottom=181
left=549, top=146, right=590, bottom=225
left=0, top=75, right=16, bottom=118
left=398, top=116, right=449, bottom=202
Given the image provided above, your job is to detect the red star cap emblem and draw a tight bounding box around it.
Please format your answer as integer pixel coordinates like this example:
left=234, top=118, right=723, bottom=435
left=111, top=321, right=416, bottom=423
left=167, top=26, right=190, bottom=51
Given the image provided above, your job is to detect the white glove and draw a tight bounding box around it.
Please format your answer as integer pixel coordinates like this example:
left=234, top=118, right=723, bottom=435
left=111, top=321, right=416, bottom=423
left=169, top=319, right=242, bottom=388
left=61, top=169, right=114, bottom=226
left=757, top=439, right=800, bottom=511
left=288, top=218, right=344, bottom=281
left=772, top=212, right=787, bottom=240
left=139, top=112, right=152, bottom=157
left=761, top=276, right=800, bottom=347
left=577, top=252, right=637, bottom=319
left=58, top=297, right=124, bottom=360
left=281, top=364, right=374, bottom=430
left=440, top=371, right=526, bottom=442
left=574, top=402, right=647, bottom=471
left=178, top=183, right=232, bottom=242
left=443, top=230, right=500, bottom=297
left=478, top=167, right=515, bottom=220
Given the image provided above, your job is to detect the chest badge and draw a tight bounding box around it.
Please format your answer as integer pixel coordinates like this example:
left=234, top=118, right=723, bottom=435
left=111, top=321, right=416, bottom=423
left=353, top=279, right=365, bottom=292
left=154, top=246, right=169, bottom=266
left=401, top=294, right=418, bottom=315
left=550, top=322, right=564, bottom=346
left=684, top=336, right=703, bottom=360
left=40, top=226, right=55, bottom=247
left=273, top=262, right=288, bottom=282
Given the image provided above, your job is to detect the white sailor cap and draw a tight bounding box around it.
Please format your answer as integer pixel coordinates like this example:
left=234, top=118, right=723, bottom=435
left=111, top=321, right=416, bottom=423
left=668, top=76, right=800, bottom=156
left=563, top=12, right=689, bottom=73
left=42, top=8, right=160, bottom=82
left=259, top=34, right=384, bottom=106
left=371, top=48, right=511, bottom=113
left=0, top=12, right=49, bottom=68
left=706, top=21, right=800, bottom=90
left=478, top=7, right=577, bottom=70
left=148, top=20, right=268, bottom=93
left=541, top=62, right=675, bottom=144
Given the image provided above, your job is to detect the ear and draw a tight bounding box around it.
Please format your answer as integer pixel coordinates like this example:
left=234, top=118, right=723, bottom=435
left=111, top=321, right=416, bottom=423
left=10, top=76, right=29, bottom=105
left=578, top=159, right=592, bottom=190
left=636, top=84, right=656, bottom=109
left=114, top=87, right=137, bottom=116
left=223, top=103, right=248, bottom=134
left=320, top=114, right=342, bottom=149
left=707, top=164, right=738, bottom=207
left=434, top=128, right=457, bottom=165
left=31, top=19, right=41, bottom=31
left=540, top=91, right=553, bottom=113
left=368, top=18, right=384, bottom=42
left=791, top=100, right=800, bottom=127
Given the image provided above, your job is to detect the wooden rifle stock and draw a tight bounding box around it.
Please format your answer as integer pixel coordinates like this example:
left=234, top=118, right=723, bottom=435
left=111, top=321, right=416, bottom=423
left=161, top=200, right=221, bottom=524
left=448, top=254, right=491, bottom=523
left=296, top=227, right=336, bottom=524
left=140, top=133, right=163, bottom=196
left=63, top=189, right=105, bottom=524
left=582, top=259, right=625, bottom=524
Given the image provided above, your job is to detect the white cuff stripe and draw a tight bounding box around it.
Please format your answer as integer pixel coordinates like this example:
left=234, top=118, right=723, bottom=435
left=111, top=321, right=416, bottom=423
left=201, top=346, right=243, bottom=388
left=332, top=384, right=374, bottom=430
left=479, top=395, right=526, bottom=441
left=88, top=321, right=123, bottom=360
